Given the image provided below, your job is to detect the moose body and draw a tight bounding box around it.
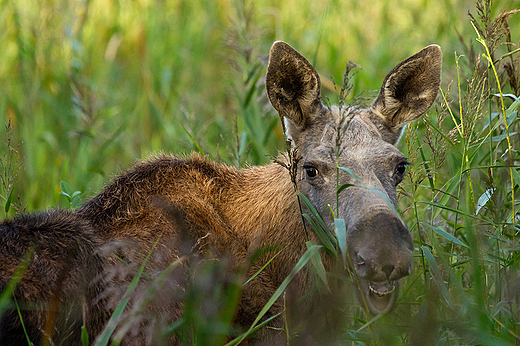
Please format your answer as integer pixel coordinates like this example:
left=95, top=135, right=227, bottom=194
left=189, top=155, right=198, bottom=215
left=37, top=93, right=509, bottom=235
left=0, top=42, right=442, bottom=345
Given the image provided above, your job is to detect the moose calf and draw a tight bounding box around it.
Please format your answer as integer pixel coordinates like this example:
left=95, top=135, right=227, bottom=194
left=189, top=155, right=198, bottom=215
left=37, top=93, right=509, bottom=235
left=0, top=41, right=442, bottom=345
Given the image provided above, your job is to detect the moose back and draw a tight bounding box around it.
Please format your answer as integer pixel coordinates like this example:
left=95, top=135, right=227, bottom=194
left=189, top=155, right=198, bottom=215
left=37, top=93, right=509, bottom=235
left=0, top=41, right=442, bottom=345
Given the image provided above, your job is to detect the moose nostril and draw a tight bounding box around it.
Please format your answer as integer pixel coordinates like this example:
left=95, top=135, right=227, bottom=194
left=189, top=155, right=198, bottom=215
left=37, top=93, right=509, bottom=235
left=356, top=254, right=365, bottom=266
left=382, top=264, right=395, bottom=279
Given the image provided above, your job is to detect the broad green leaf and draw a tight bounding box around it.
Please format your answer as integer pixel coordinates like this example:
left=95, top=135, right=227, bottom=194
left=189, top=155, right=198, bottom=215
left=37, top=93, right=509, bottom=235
left=302, top=213, right=336, bottom=256
left=512, top=168, right=520, bottom=188
left=420, top=222, right=469, bottom=248
left=71, top=196, right=83, bottom=209
left=5, top=184, right=13, bottom=214
left=475, top=188, right=495, bottom=215
left=60, top=181, right=71, bottom=195
left=306, top=241, right=330, bottom=292
left=334, top=218, right=347, bottom=266
left=81, top=326, right=90, bottom=346
left=298, top=193, right=338, bottom=256
left=421, top=246, right=452, bottom=308
left=418, top=201, right=490, bottom=222
left=481, top=132, right=517, bottom=144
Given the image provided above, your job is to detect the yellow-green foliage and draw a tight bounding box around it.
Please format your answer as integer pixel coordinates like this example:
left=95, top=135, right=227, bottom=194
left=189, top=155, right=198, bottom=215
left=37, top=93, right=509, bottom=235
left=1, top=0, right=520, bottom=344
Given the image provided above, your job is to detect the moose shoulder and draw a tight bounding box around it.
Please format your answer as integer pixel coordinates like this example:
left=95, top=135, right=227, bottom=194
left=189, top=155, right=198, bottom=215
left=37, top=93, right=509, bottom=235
left=0, top=42, right=441, bottom=345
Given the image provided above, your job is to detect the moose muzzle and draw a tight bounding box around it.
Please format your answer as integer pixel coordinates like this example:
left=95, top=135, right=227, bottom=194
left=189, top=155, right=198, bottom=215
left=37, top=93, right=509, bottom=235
left=346, top=206, right=414, bottom=314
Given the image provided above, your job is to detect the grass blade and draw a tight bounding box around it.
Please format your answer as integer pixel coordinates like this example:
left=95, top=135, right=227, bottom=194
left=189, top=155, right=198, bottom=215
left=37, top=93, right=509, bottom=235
left=243, top=250, right=282, bottom=287
left=225, top=244, right=322, bottom=346
left=0, top=246, right=34, bottom=315
left=421, top=246, right=452, bottom=308
left=93, top=241, right=160, bottom=346
left=306, top=241, right=330, bottom=292
left=334, top=218, right=347, bottom=266
left=4, top=183, right=14, bottom=214
left=420, top=222, right=469, bottom=248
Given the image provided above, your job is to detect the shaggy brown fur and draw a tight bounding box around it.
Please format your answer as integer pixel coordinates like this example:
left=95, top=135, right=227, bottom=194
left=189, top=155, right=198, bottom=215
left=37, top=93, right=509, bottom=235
left=0, top=41, right=442, bottom=345
left=0, top=210, right=107, bottom=345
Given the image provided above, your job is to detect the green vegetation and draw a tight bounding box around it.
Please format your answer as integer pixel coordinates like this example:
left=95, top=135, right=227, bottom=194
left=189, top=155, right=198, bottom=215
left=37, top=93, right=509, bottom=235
left=1, top=0, right=519, bottom=344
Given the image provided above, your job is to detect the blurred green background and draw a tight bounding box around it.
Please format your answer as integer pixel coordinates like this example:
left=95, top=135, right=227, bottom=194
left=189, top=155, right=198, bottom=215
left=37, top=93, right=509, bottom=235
left=0, top=0, right=517, bottom=210
left=2, top=0, right=520, bottom=344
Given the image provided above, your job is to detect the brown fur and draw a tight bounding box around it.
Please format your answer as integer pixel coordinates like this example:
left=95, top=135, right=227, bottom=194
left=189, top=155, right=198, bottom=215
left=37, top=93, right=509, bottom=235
left=0, top=210, right=107, bottom=345
left=0, top=41, right=442, bottom=345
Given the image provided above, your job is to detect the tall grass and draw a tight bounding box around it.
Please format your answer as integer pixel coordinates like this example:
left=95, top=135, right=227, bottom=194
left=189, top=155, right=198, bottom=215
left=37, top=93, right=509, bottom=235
left=1, top=0, right=520, bottom=344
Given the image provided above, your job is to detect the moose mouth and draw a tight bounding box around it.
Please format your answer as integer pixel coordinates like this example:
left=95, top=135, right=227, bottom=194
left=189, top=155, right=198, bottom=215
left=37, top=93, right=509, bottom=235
left=359, top=279, right=399, bottom=314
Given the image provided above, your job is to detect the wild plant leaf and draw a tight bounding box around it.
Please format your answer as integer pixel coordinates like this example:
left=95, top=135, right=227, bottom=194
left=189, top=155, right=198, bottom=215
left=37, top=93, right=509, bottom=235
left=302, top=213, right=337, bottom=256
left=337, top=183, right=354, bottom=194
left=298, top=193, right=329, bottom=232
left=491, top=301, right=509, bottom=319
left=306, top=241, right=330, bottom=292
left=298, top=193, right=338, bottom=256
left=366, top=187, right=398, bottom=217
left=225, top=244, right=322, bottom=346
left=512, top=168, right=520, bottom=188
left=238, top=131, right=248, bottom=158
left=180, top=122, right=204, bottom=155
left=243, top=67, right=261, bottom=108
left=419, top=200, right=489, bottom=222
left=0, top=246, right=34, bottom=315
left=434, top=174, right=459, bottom=214
left=334, top=218, right=347, bottom=266
left=243, top=250, right=282, bottom=286
left=93, top=240, right=159, bottom=346
left=482, top=111, right=501, bottom=131
left=111, top=257, right=185, bottom=344
left=5, top=183, right=13, bottom=214
left=225, top=313, right=281, bottom=346
left=71, top=195, right=83, bottom=209
left=493, top=94, right=520, bottom=117
left=162, top=318, right=185, bottom=339
left=14, top=298, right=31, bottom=345
left=81, top=326, right=90, bottom=346
left=495, top=93, right=520, bottom=105
left=356, top=312, right=384, bottom=332
left=338, top=167, right=363, bottom=184
left=481, top=132, right=518, bottom=144
left=420, top=222, right=469, bottom=248
left=60, top=180, right=71, bottom=198
left=475, top=188, right=495, bottom=215
left=421, top=246, right=452, bottom=308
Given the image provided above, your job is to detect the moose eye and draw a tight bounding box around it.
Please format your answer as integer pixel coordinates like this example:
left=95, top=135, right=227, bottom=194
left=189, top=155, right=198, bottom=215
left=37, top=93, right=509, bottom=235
left=396, top=163, right=407, bottom=176
left=304, top=166, right=319, bottom=179
left=394, top=161, right=409, bottom=184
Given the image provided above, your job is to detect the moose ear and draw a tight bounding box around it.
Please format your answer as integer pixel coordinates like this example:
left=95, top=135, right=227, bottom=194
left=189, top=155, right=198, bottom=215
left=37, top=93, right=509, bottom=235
left=372, top=45, right=442, bottom=144
left=266, top=41, right=323, bottom=138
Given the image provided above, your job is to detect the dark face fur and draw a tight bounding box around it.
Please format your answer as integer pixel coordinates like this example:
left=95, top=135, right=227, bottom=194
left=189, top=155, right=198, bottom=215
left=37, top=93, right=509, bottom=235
left=266, top=41, right=442, bottom=313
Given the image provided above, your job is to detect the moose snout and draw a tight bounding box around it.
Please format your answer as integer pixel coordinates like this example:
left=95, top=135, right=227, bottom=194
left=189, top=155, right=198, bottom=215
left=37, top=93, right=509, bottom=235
left=348, top=211, right=413, bottom=283
left=355, top=250, right=412, bottom=282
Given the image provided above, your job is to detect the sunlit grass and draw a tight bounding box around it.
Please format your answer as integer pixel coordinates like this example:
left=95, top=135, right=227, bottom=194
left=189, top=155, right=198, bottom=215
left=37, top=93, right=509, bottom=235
left=1, top=0, right=519, bottom=344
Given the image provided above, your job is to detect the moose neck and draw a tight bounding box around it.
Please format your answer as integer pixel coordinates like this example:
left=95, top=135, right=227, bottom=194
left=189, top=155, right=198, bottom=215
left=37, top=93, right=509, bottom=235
left=222, top=160, right=305, bottom=250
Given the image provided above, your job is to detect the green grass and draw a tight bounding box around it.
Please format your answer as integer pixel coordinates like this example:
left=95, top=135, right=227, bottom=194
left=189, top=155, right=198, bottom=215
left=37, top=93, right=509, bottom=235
left=1, top=0, right=520, bottom=344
